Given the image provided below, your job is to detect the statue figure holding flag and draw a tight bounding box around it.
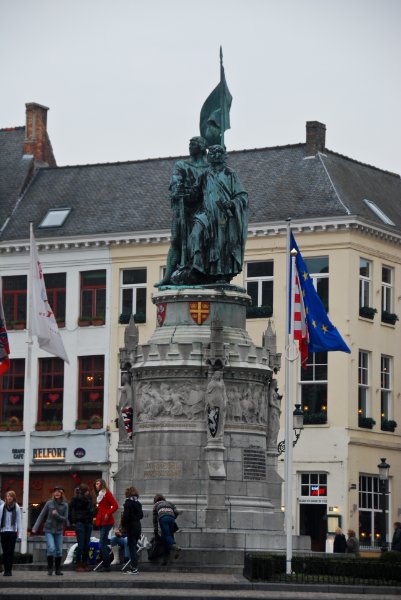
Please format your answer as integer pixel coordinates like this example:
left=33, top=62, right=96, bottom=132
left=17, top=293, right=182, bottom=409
left=156, top=49, right=248, bottom=287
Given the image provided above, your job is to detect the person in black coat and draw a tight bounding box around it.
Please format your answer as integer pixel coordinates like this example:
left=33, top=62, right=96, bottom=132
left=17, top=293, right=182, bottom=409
left=391, top=521, right=401, bottom=552
left=333, top=527, right=347, bottom=553
left=68, top=483, right=95, bottom=572
left=120, top=486, right=143, bottom=574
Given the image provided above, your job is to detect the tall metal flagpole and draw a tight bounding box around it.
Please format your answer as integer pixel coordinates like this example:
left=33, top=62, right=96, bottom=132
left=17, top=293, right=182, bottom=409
left=219, top=46, right=224, bottom=148
left=284, top=219, right=298, bottom=574
left=20, top=223, right=34, bottom=554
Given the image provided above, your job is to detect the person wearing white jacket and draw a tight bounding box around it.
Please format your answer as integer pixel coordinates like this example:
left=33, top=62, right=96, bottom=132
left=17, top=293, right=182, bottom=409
left=0, top=490, right=22, bottom=577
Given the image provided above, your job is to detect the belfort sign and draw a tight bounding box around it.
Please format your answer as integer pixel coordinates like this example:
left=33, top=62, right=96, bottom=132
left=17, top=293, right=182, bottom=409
left=33, top=447, right=67, bottom=461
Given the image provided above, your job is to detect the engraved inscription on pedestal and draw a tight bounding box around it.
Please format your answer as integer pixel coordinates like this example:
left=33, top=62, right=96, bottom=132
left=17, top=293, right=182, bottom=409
left=243, top=447, right=266, bottom=481
left=143, top=460, right=183, bottom=479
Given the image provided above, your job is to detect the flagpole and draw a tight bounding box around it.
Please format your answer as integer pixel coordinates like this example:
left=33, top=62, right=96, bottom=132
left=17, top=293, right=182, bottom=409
left=219, top=46, right=224, bottom=148
left=284, top=219, right=298, bottom=574
left=20, top=223, right=35, bottom=554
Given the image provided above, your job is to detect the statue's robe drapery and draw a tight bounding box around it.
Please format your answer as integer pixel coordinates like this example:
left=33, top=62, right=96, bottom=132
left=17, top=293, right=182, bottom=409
left=169, top=158, right=207, bottom=268
left=189, top=166, right=248, bottom=281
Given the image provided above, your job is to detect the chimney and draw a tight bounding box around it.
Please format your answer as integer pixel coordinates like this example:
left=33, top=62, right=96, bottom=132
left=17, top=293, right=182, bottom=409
left=305, top=121, right=326, bottom=156
left=23, top=102, right=56, bottom=166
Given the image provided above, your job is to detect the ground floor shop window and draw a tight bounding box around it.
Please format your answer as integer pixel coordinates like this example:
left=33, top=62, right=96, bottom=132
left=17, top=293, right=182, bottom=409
left=299, top=472, right=327, bottom=552
left=0, top=471, right=102, bottom=531
left=359, top=474, right=389, bottom=548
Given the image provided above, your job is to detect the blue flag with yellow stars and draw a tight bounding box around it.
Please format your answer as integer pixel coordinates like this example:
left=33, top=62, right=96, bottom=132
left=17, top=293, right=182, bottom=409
left=290, top=232, right=351, bottom=354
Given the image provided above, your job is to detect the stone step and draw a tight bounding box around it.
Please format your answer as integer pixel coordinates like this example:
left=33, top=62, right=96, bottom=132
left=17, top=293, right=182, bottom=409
left=21, top=547, right=246, bottom=573
left=1, top=570, right=399, bottom=600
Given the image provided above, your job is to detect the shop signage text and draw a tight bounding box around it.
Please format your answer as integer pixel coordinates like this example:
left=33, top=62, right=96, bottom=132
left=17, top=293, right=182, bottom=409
left=12, top=448, right=25, bottom=459
left=33, top=448, right=67, bottom=461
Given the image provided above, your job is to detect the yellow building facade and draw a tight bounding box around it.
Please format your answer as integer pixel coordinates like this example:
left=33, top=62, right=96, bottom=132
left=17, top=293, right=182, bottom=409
left=109, top=219, right=401, bottom=552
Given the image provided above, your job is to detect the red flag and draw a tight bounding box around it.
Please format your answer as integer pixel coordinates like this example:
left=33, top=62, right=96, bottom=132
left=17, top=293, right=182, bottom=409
left=0, top=296, right=11, bottom=375
left=293, top=273, right=308, bottom=369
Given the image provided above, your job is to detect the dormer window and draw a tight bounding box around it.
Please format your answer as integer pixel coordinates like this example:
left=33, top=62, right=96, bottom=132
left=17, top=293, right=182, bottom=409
left=39, top=208, right=71, bottom=228
left=363, top=199, right=395, bottom=226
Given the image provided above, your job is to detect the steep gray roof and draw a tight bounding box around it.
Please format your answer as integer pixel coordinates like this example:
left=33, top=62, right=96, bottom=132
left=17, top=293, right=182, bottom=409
left=0, top=127, right=34, bottom=228
left=1, top=142, right=400, bottom=242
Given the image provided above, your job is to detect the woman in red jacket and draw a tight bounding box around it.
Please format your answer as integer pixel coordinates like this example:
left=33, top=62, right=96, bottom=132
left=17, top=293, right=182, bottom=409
left=94, top=479, right=118, bottom=572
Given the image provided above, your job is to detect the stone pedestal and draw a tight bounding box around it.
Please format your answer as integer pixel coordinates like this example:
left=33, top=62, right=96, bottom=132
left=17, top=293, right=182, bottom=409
left=116, top=286, right=301, bottom=554
left=115, top=440, right=134, bottom=503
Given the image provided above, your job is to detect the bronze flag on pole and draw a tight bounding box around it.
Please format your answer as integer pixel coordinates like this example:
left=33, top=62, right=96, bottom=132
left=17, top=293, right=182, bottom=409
left=200, top=47, right=232, bottom=147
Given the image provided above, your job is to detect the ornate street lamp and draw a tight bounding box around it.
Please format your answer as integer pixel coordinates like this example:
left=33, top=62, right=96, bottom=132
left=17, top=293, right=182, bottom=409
left=278, top=404, right=304, bottom=456
left=377, top=457, right=390, bottom=552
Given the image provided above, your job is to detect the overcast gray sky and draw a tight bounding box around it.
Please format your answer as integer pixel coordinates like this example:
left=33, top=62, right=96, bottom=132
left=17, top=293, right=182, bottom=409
left=1, top=0, right=400, bottom=173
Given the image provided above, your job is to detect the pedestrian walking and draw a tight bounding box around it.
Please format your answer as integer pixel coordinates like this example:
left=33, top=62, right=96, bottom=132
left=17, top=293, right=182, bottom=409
left=152, top=494, right=181, bottom=566
left=93, top=479, right=118, bottom=572
left=391, top=521, right=401, bottom=552
left=0, top=490, right=22, bottom=576
left=68, top=483, right=95, bottom=571
left=333, top=527, right=347, bottom=553
left=345, top=529, right=360, bottom=557
left=121, top=486, right=143, bottom=574
left=31, top=485, right=68, bottom=576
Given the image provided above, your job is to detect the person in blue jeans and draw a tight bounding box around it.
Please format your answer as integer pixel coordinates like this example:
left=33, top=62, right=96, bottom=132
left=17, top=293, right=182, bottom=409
left=68, top=483, right=95, bottom=571
left=121, top=487, right=143, bottom=574
left=32, top=486, right=68, bottom=576
left=152, top=494, right=181, bottom=565
left=110, top=528, right=129, bottom=564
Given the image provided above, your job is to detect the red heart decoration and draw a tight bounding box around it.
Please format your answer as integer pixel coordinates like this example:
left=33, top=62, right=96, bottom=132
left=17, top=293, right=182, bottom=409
left=9, top=395, right=20, bottom=405
left=48, top=393, right=59, bottom=402
left=89, top=392, right=100, bottom=401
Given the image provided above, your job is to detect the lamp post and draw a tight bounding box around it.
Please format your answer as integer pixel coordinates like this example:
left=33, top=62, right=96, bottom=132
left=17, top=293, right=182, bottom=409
left=277, top=404, right=304, bottom=456
left=293, top=404, right=304, bottom=433
left=378, top=457, right=390, bottom=552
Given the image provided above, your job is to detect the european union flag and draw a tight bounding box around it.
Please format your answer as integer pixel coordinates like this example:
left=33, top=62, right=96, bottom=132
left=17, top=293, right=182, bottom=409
left=290, top=232, right=351, bottom=354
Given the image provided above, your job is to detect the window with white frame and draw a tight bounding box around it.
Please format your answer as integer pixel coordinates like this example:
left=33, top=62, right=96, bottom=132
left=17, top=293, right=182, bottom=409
left=120, top=268, right=147, bottom=323
left=300, top=352, right=328, bottom=424
left=300, top=473, right=327, bottom=498
left=245, top=261, right=273, bottom=318
left=359, top=474, right=389, bottom=548
left=304, top=256, right=329, bottom=312
left=358, top=351, right=370, bottom=420
left=381, top=266, right=393, bottom=314
left=380, top=355, right=392, bottom=423
left=359, top=259, right=372, bottom=309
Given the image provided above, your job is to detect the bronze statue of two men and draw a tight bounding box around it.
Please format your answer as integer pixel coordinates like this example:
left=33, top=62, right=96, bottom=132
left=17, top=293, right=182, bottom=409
left=156, top=138, right=248, bottom=287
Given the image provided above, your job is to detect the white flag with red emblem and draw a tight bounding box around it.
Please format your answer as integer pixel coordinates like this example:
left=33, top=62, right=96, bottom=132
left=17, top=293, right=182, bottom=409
left=30, top=229, right=69, bottom=363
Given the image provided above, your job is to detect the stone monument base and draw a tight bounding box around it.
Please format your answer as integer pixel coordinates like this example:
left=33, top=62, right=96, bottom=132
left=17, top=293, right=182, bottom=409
left=117, top=286, right=310, bottom=557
